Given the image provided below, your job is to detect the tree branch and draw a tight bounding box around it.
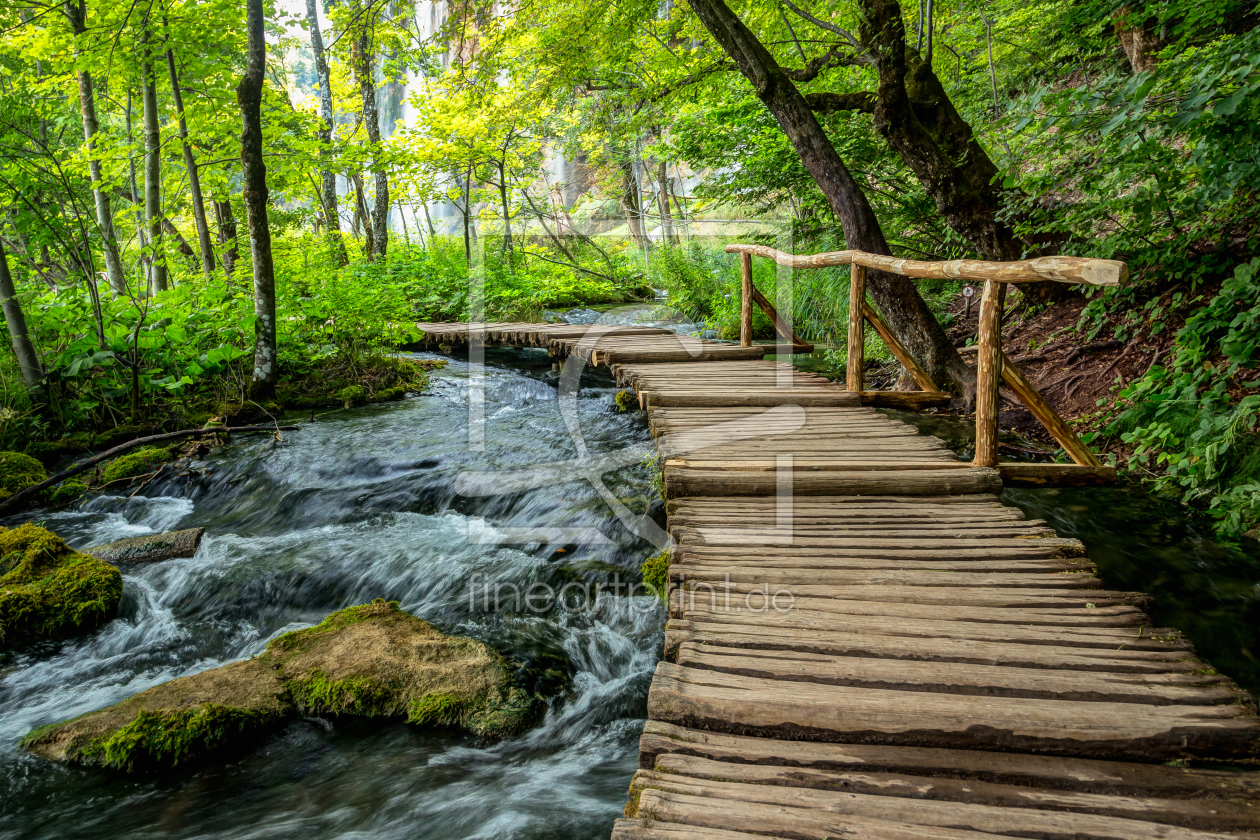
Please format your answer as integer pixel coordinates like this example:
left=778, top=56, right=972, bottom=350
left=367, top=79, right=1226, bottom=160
left=804, top=90, right=876, bottom=113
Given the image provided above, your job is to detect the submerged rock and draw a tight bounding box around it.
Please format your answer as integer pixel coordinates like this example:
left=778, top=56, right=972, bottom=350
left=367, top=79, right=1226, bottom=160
left=85, top=528, right=205, bottom=564
left=24, top=600, right=541, bottom=771
left=0, top=524, right=123, bottom=649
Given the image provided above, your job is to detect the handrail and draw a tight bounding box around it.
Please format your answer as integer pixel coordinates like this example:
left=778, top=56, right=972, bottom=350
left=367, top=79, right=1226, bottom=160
left=725, top=244, right=1128, bottom=287
left=729, top=243, right=1127, bottom=475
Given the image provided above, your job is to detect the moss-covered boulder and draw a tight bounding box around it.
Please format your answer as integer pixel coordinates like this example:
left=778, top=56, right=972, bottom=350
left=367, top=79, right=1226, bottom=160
left=0, top=451, right=47, bottom=501
left=98, top=446, right=172, bottom=485
left=0, top=524, right=123, bottom=649
left=23, top=600, right=541, bottom=772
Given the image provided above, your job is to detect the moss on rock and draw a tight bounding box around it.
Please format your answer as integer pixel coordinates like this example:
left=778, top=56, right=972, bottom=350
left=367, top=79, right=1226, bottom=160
left=0, top=451, right=47, bottom=501
left=338, top=384, right=367, bottom=408
left=47, top=480, right=88, bottom=507
left=641, top=548, right=669, bottom=603
left=615, top=390, right=638, bottom=412
left=0, top=524, right=123, bottom=649
left=23, top=599, right=546, bottom=772
left=98, top=446, right=172, bottom=485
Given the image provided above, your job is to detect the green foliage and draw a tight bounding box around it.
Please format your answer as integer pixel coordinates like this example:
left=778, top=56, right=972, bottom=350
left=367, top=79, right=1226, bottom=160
left=0, top=451, right=46, bottom=500
left=0, top=523, right=122, bottom=648
left=98, top=447, right=172, bottom=485
left=77, top=704, right=277, bottom=772
left=1108, top=259, right=1260, bottom=537
left=640, top=549, right=669, bottom=604
left=614, top=390, right=638, bottom=412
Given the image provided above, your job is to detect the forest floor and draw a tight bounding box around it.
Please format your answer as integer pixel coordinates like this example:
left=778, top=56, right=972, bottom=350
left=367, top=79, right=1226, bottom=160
left=942, top=290, right=1177, bottom=455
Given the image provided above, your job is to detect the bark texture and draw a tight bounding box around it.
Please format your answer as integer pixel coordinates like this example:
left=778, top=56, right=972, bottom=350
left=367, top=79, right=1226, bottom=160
left=238, top=0, right=278, bottom=399
left=0, top=237, right=46, bottom=403
left=140, top=29, right=167, bottom=294
left=214, top=199, right=239, bottom=277
left=306, top=0, right=347, bottom=265
left=64, top=0, right=126, bottom=298
left=354, top=23, right=389, bottom=260
left=686, top=0, right=971, bottom=392
left=166, top=47, right=216, bottom=279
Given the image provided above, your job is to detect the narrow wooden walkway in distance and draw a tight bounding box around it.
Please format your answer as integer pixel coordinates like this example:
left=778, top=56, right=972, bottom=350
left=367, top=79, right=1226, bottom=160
left=416, top=322, right=1260, bottom=839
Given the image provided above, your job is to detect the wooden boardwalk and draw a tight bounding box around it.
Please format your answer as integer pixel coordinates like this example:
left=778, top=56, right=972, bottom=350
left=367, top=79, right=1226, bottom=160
left=417, top=321, right=1260, bottom=838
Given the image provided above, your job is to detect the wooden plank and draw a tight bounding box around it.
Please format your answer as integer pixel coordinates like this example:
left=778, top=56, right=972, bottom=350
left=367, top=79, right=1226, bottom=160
left=663, top=621, right=1198, bottom=672
left=1000, top=353, right=1104, bottom=467
left=664, top=467, right=1003, bottom=498
left=612, top=820, right=785, bottom=840
left=674, top=644, right=1240, bottom=706
left=637, top=721, right=1260, bottom=799
left=629, top=770, right=1245, bottom=840
left=847, top=264, right=866, bottom=392
left=740, top=252, right=753, bottom=347
left=671, top=583, right=1146, bottom=608
left=647, top=663, right=1260, bottom=759
left=725, top=243, right=1129, bottom=287
left=645, top=390, right=861, bottom=408
left=648, top=754, right=1260, bottom=832
left=631, top=789, right=1005, bottom=840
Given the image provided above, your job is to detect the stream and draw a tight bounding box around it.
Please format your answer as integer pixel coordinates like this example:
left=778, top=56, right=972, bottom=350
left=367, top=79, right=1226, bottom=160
left=2, top=311, right=1258, bottom=838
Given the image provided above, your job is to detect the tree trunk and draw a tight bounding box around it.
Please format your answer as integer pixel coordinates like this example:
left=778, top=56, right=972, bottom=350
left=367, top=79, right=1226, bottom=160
left=64, top=0, right=126, bottom=298
left=1115, top=6, right=1160, bottom=73
left=238, top=0, right=277, bottom=399
left=0, top=236, right=46, bottom=404
left=166, top=46, right=216, bottom=280
left=655, top=159, right=679, bottom=244
left=141, top=29, right=167, bottom=294
left=214, top=199, right=238, bottom=277
left=354, top=24, right=389, bottom=260
left=352, top=171, right=374, bottom=257
left=497, top=161, right=512, bottom=256
left=306, top=0, right=347, bottom=265
left=462, top=164, right=472, bottom=263
left=621, top=163, right=649, bottom=249
left=161, top=217, right=196, bottom=258
left=686, top=0, right=971, bottom=393
left=125, top=89, right=151, bottom=293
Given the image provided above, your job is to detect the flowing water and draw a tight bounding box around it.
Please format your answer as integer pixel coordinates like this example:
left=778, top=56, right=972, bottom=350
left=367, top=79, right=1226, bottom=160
left=4, top=315, right=1260, bottom=839
left=0, top=348, right=662, bottom=840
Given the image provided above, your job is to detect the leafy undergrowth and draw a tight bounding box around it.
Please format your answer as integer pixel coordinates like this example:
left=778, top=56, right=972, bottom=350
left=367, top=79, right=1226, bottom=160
left=948, top=256, right=1260, bottom=540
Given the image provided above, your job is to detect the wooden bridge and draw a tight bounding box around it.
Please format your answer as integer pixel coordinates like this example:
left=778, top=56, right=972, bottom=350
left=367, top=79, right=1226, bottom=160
left=418, top=245, right=1260, bottom=839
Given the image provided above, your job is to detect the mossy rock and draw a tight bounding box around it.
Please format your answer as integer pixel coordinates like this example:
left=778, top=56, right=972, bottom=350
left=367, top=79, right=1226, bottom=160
left=85, top=528, right=204, bottom=564
left=641, top=548, right=669, bottom=604
left=48, top=479, right=88, bottom=507
left=0, top=451, right=47, bottom=501
left=615, top=390, right=638, bottom=412
left=23, top=600, right=544, bottom=772
left=371, top=385, right=409, bottom=403
left=98, top=447, right=173, bottom=485
left=338, top=385, right=367, bottom=408
left=0, top=524, right=123, bottom=649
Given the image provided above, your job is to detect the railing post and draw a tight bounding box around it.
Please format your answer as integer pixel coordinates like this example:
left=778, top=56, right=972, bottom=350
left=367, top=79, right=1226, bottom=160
left=740, top=252, right=753, bottom=347
left=973, top=280, right=1006, bottom=467
left=846, top=263, right=866, bottom=392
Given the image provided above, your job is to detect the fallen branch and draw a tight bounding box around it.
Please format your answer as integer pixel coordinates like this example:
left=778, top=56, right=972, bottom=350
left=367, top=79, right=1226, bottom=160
left=0, top=424, right=298, bottom=516
left=1066, top=339, right=1123, bottom=365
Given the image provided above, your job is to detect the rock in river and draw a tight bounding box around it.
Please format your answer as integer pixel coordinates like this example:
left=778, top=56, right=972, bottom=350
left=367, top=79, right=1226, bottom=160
left=23, top=600, right=541, bottom=771
left=84, top=527, right=205, bottom=564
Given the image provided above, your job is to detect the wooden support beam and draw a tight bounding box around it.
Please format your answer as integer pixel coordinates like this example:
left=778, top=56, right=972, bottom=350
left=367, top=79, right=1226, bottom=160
left=861, top=303, right=939, bottom=392
left=739, top=252, right=753, bottom=348
left=998, top=463, right=1116, bottom=487
left=859, top=390, right=952, bottom=410
left=973, top=281, right=1005, bottom=468
left=746, top=284, right=812, bottom=352
left=725, top=244, right=1128, bottom=286
left=846, top=264, right=866, bottom=392
left=999, top=352, right=1103, bottom=467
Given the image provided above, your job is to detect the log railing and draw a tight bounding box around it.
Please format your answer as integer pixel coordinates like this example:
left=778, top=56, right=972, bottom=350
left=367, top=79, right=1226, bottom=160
left=726, top=244, right=1128, bottom=473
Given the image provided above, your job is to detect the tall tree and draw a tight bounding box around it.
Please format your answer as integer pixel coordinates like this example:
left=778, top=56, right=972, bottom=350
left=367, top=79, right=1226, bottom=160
left=140, top=21, right=168, bottom=293
left=353, top=14, right=389, bottom=260
left=63, top=0, right=127, bottom=298
left=685, top=0, right=971, bottom=391
left=238, top=0, right=277, bottom=398
left=214, top=198, right=238, bottom=277
left=166, top=44, right=216, bottom=280
left=306, top=0, right=347, bottom=265
left=0, top=236, right=46, bottom=405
